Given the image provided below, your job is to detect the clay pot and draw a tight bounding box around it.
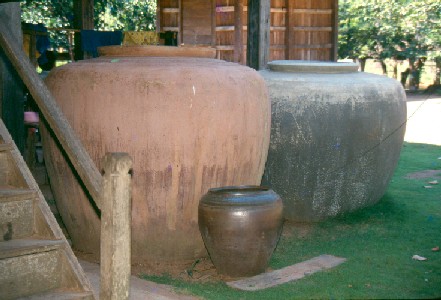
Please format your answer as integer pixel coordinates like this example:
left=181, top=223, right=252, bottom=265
left=260, top=60, right=407, bottom=221
left=41, top=47, right=270, bottom=264
left=198, top=186, right=283, bottom=278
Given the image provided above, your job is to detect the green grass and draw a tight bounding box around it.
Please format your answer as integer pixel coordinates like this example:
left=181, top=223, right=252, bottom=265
left=141, top=142, right=441, bottom=299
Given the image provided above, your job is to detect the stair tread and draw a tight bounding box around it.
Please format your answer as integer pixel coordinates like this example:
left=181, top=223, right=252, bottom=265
left=0, top=238, right=64, bottom=259
left=18, top=289, right=94, bottom=300
left=0, top=188, right=35, bottom=202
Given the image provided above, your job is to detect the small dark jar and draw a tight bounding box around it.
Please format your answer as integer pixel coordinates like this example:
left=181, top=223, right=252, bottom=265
left=198, top=186, right=284, bottom=278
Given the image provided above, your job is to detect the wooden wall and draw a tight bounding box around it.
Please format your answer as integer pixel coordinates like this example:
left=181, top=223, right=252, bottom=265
left=182, top=0, right=212, bottom=45
left=157, top=0, right=181, bottom=42
left=157, top=0, right=338, bottom=63
left=288, top=0, right=337, bottom=61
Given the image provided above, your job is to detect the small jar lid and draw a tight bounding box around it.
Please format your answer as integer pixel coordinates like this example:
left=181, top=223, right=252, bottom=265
left=268, top=60, right=359, bottom=73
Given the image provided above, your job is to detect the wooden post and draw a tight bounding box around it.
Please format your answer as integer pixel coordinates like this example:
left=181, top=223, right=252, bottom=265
left=100, top=153, right=132, bottom=300
left=234, top=0, right=244, bottom=64
left=29, top=33, right=37, bottom=67
left=178, top=0, right=183, bottom=45
left=73, top=0, right=94, bottom=60
left=0, top=19, right=103, bottom=207
left=0, top=3, right=25, bottom=154
left=331, top=0, right=339, bottom=61
left=246, top=0, right=270, bottom=70
left=211, top=0, right=217, bottom=47
left=284, top=0, right=290, bottom=60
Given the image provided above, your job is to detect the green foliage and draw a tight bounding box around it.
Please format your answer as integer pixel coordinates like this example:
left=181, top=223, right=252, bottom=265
left=94, top=0, right=156, bottom=31
left=338, top=0, right=441, bottom=62
left=20, top=0, right=156, bottom=49
left=21, top=0, right=74, bottom=49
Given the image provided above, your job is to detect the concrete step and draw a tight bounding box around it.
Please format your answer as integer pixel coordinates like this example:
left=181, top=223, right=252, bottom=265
left=0, top=238, right=62, bottom=259
left=18, top=289, right=95, bottom=300
left=0, top=189, right=35, bottom=241
left=0, top=238, right=89, bottom=299
left=0, top=120, right=94, bottom=299
left=0, top=145, right=28, bottom=189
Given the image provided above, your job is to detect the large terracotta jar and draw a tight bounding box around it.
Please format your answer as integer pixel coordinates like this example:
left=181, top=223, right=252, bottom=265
left=42, top=46, right=270, bottom=263
left=260, top=60, right=406, bottom=222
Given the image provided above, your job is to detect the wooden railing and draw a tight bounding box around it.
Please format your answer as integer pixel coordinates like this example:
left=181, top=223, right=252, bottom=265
left=0, top=19, right=131, bottom=300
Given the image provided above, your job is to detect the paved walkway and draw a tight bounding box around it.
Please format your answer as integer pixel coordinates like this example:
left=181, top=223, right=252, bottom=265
left=79, top=260, right=199, bottom=300
left=405, top=92, right=441, bottom=146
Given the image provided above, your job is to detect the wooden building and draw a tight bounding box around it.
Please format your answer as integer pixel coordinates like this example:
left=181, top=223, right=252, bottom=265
left=157, top=0, right=338, bottom=64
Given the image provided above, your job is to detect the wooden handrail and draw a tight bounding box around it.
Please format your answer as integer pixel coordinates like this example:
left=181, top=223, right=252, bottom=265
left=0, top=19, right=102, bottom=208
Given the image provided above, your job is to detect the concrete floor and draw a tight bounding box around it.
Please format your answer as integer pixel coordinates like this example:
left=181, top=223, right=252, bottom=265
left=404, top=92, right=441, bottom=145
left=79, top=260, right=199, bottom=300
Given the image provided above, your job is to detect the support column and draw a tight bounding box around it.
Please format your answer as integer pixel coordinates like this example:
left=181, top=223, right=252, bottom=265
left=234, top=0, right=244, bottom=64
left=100, top=153, right=133, bottom=300
left=0, top=2, right=25, bottom=153
left=331, top=0, right=339, bottom=61
left=246, top=0, right=270, bottom=70
left=73, top=0, right=94, bottom=60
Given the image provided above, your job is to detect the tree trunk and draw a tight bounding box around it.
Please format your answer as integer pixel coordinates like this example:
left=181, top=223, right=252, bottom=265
left=409, top=58, right=424, bottom=91
left=435, top=56, right=441, bottom=86
left=359, top=58, right=367, bottom=72
left=408, top=58, right=417, bottom=90
left=380, top=59, right=387, bottom=75
left=392, top=59, right=398, bottom=79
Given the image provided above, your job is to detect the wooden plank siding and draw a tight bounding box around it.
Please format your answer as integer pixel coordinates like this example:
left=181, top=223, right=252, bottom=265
left=157, top=0, right=338, bottom=64
left=289, top=0, right=335, bottom=61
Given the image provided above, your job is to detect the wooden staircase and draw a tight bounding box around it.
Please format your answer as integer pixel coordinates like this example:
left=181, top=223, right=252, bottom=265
left=0, top=119, right=95, bottom=299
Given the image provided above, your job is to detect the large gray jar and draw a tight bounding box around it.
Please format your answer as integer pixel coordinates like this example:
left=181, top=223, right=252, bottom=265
left=260, top=60, right=407, bottom=222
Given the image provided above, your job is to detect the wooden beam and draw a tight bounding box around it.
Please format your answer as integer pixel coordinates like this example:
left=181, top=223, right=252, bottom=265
left=271, top=26, right=286, bottom=31
left=284, top=0, right=290, bottom=60
left=227, top=255, right=347, bottom=291
left=162, top=8, right=180, bottom=13
left=216, top=6, right=290, bottom=13
left=292, top=9, right=332, bottom=14
left=234, top=0, right=244, bottom=64
left=247, top=0, right=270, bottom=70
left=216, top=26, right=247, bottom=31
left=0, top=19, right=102, bottom=208
left=216, top=45, right=235, bottom=51
left=0, top=2, right=25, bottom=153
left=292, top=26, right=333, bottom=32
left=156, top=0, right=161, bottom=33
left=331, top=0, right=338, bottom=61
left=73, top=0, right=94, bottom=60
left=162, top=27, right=179, bottom=32
left=178, top=0, right=183, bottom=44
left=211, top=0, right=216, bottom=47
left=292, top=43, right=333, bottom=49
